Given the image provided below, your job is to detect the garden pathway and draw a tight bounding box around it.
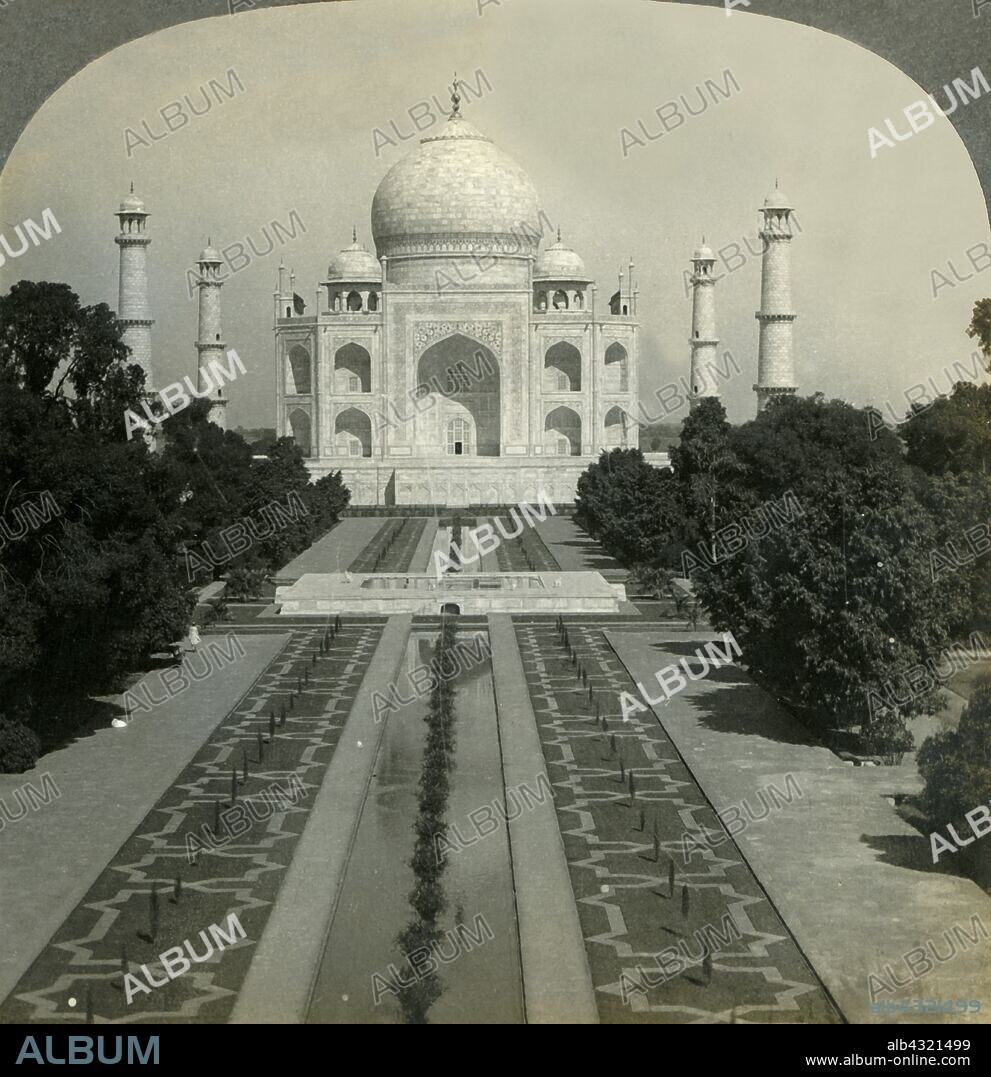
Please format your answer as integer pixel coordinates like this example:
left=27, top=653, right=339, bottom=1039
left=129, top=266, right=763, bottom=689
left=0, top=634, right=287, bottom=1008
left=607, top=628, right=991, bottom=1025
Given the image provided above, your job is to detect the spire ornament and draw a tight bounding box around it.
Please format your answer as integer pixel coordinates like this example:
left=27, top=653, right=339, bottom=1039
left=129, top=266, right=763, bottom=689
left=450, top=72, right=461, bottom=117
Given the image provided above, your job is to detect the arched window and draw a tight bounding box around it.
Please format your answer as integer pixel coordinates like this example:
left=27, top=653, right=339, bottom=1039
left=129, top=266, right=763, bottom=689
left=545, top=406, right=581, bottom=456
left=447, top=417, right=472, bottom=457
left=347, top=290, right=362, bottom=312
left=288, top=408, right=312, bottom=457
left=334, top=343, right=371, bottom=393
left=367, top=292, right=379, bottom=312
left=287, top=345, right=312, bottom=395
left=553, top=290, right=569, bottom=310
left=544, top=341, right=582, bottom=392
left=604, top=405, right=628, bottom=447
left=335, top=407, right=372, bottom=457
left=604, top=342, right=629, bottom=393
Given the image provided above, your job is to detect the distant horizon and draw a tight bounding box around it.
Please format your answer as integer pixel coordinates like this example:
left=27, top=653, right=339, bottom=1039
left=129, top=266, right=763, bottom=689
left=1, top=0, right=987, bottom=430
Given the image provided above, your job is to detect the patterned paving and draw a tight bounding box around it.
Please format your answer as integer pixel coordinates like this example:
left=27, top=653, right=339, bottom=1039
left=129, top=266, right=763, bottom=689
left=348, top=518, right=426, bottom=574
left=514, top=620, right=843, bottom=1025
left=492, top=516, right=560, bottom=572
left=0, top=621, right=384, bottom=1025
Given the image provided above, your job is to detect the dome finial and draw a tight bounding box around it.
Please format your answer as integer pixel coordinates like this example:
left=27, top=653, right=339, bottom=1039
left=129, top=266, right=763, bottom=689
left=556, top=226, right=561, bottom=243
left=352, top=225, right=357, bottom=244
left=450, top=71, right=461, bottom=116
left=208, top=235, right=212, bottom=246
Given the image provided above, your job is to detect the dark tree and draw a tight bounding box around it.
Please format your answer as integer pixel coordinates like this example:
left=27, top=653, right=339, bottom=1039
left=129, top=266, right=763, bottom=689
left=902, top=383, right=991, bottom=477
left=690, top=397, right=961, bottom=734
left=918, top=678, right=991, bottom=881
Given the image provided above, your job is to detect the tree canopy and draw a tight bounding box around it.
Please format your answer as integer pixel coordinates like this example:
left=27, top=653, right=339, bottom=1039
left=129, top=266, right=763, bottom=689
left=0, top=279, right=348, bottom=766
left=575, top=379, right=985, bottom=747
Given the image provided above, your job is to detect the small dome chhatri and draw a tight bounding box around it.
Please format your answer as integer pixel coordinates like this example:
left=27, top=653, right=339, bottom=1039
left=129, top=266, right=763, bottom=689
left=693, top=235, right=715, bottom=261
left=763, top=179, right=792, bottom=210
left=119, top=182, right=147, bottom=214
left=534, top=230, right=591, bottom=282
left=327, top=231, right=382, bottom=282
left=199, top=236, right=222, bottom=263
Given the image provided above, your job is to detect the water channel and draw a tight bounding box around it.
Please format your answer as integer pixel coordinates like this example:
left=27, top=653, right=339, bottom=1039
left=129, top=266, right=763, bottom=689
left=306, top=627, right=524, bottom=1023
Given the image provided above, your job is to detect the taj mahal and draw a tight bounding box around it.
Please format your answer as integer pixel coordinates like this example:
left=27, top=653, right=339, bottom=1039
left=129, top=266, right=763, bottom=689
left=112, top=85, right=798, bottom=504
left=272, top=86, right=641, bottom=507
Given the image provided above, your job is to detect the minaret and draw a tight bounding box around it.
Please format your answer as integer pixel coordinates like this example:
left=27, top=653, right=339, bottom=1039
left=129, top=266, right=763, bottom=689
left=688, top=238, right=719, bottom=409
left=115, top=184, right=154, bottom=389
left=275, top=258, right=288, bottom=321
left=195, top=240, right=228, bottom=430
left=754, top=181, right=797, bottom=412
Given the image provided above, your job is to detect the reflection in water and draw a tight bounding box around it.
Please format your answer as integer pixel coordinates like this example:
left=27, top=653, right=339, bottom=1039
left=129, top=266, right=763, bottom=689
left=306, top=630, right=523, bottom=1024
left=394, top=622, right=458, bottom=1024
left=411, top=632, right=489, bottom=691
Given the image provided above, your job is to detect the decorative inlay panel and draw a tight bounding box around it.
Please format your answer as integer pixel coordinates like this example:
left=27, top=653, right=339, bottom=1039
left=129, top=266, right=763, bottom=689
left=413, top=321, right=502, bottom=354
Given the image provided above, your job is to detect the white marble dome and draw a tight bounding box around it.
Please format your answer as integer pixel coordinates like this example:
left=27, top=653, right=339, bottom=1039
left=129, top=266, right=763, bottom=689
left=371, top=111, right=540, bottom=259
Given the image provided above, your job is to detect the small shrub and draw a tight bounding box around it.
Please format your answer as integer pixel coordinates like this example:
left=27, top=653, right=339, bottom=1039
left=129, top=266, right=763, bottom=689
left=0, top=717, right=41, bottom=774
left=861, top=712, right=915, bottom=763
left=918, top=678, right=991, bottom=840
left=225, top=565, right=267, bottom=601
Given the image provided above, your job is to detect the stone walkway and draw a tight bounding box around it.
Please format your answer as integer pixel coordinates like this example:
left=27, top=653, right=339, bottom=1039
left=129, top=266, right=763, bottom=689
left=0, top=634, right=288, bottom=1009
left=235, top=616, right=412, bottom=1023
left=607, top=629, right=991, bottom=1025
left=535, top=516, right=623, bottom=575
left=409, top=518, right=439, bottom=573
left=0, top=622, right=383, bottom=1024
left=275, top=519, right=386, bottom=582
left=489, top=615, right=597, bottom=1024
left=515, top=621, right=840, bottom=1024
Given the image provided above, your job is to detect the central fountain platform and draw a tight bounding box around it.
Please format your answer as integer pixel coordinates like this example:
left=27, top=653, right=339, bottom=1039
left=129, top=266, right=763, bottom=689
left=276, top=571, right=626, bottom=616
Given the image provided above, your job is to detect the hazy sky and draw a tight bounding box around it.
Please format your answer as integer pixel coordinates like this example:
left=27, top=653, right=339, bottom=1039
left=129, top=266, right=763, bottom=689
left=0, top=0, right=988, bottom=428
